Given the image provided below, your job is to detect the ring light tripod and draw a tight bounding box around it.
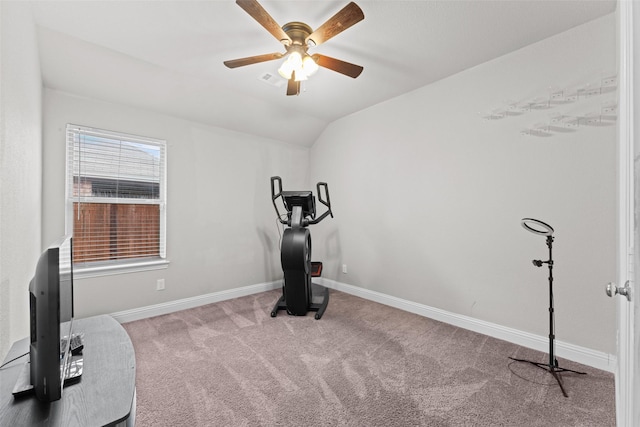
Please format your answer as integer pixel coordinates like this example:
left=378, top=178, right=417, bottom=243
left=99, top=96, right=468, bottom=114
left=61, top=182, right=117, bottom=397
left=510, top=218, right=586, bottom=397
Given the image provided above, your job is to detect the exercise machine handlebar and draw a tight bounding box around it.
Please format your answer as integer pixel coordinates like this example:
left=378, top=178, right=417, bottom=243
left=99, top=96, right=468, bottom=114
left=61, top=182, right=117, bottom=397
left=271, top=176, right=283, bottom=212
left=270, top=176, right=333, bottom=227
left=311, top=182, right=334, bottom=224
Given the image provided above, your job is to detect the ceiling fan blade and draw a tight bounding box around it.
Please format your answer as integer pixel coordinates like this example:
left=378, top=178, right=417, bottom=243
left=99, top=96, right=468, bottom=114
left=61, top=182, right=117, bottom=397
left=306, top=2, right=364, bottom=47
left=286, top=71, right=300, bottom=96
left=236, top=0, right=291, bottom=44
left=312, top=54, right=363, bottom=78
left=224, top=52, right=284, bottom=68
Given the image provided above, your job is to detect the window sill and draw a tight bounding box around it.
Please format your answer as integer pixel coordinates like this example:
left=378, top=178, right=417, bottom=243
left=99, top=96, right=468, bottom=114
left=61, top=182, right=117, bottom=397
left=73, top=259, right=170, bottom=279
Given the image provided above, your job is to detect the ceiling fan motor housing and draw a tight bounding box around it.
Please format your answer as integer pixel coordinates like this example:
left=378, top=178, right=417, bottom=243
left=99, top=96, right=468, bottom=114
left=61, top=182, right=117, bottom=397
left=282, top=22, right=313, bottom=48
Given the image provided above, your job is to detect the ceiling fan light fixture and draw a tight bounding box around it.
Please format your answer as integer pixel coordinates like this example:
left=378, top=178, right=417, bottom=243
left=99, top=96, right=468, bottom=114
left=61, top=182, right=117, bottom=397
left=277, top=58, right=294, bottom=79
left=278, top=51, right=317, bottom=81
left=302, top=55, right=318, bottom=76
left=294, top=71, right=307, bottom=82
left=278, top=51, right=301, bottom=79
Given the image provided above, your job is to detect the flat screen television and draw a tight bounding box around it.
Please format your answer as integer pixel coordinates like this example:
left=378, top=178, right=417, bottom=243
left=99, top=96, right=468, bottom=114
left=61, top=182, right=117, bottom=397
left=12, top=235, right=74, bottom=402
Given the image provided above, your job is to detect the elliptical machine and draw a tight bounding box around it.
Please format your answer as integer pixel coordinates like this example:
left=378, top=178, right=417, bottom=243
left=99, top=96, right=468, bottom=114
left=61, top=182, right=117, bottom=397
left=270, top=176, right=333, bottom=319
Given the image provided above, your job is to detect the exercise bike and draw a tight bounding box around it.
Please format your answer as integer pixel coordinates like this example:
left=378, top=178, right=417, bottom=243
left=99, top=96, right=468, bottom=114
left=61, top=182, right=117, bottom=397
left=270, top=176, right=333, bottom=319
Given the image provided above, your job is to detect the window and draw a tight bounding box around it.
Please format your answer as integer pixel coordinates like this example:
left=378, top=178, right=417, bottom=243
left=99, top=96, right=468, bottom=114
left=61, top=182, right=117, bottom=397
left=66, top=125, right=167, bottom=275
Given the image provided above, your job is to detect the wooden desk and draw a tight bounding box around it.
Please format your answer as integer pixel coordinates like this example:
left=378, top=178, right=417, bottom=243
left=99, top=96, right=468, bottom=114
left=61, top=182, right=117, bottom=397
left=0, top=315, right=136, bottom=426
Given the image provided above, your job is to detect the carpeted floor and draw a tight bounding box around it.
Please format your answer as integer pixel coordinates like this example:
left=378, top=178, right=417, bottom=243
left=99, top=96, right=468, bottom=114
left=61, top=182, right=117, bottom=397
left=123, top=289, right=615, bottom=426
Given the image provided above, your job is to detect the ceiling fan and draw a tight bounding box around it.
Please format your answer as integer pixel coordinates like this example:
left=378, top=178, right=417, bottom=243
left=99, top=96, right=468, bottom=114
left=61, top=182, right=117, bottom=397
left=223, top=0, right=365, bottom=96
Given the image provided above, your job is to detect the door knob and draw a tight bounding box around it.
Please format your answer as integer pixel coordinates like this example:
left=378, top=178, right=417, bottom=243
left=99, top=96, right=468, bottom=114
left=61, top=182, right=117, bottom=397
left=605, top=281, right=632, bottom=301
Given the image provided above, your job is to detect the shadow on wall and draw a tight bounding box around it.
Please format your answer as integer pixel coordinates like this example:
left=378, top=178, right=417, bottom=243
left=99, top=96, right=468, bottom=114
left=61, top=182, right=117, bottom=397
left=1, top=278, right=11, bottom=358
left=320, top=227, right=342, bottom=278
left=257, top=227, right=280, bottom=282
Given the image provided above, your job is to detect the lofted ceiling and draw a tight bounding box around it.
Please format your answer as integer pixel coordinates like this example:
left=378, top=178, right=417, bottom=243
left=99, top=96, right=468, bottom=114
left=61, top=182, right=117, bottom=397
left=29, top=0, right=617, bottom=147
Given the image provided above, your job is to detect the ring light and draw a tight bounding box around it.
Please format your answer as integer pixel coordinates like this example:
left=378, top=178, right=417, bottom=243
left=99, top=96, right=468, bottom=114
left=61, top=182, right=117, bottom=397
left=521, top=218, right=554, bottom=236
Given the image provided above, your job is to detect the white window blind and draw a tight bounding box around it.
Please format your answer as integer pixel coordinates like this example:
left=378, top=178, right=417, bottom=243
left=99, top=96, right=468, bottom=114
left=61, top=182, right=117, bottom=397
left=65, top=124, right=167, bottom=268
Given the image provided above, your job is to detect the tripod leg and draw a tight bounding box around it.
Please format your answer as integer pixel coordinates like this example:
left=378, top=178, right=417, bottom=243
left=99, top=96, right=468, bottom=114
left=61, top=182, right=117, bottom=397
left=509, top=357, right=586, bottom=397
left=555, top=366, right=588, bottom=375
left=550, top=368, right=568, bottom=398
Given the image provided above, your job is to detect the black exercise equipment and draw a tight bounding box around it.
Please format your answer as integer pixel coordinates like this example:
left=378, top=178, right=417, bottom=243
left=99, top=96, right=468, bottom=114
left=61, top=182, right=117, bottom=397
left=509, top=218, right=586, bottom=397
left=270, top=176, right=333, bottom=319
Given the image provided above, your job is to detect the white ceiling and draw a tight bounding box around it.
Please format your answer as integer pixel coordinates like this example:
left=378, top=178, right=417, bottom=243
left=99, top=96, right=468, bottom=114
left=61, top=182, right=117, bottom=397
left=29, top=0, right=617, bottom=147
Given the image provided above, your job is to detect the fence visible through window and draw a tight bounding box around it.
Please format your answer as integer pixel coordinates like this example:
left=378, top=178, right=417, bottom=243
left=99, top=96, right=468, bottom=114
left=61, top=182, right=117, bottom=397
left=72, top=203, right=160, bottom=263
left=66, top=124, right=166, bottom=268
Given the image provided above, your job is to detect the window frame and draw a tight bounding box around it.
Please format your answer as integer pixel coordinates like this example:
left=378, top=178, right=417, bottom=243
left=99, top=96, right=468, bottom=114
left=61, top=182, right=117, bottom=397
left=65, top=124, right=169, bottom=278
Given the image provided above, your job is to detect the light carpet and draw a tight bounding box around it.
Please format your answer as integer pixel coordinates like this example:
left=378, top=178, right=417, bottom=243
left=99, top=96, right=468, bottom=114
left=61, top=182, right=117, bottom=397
left=123, top=289, right=615, bottom=426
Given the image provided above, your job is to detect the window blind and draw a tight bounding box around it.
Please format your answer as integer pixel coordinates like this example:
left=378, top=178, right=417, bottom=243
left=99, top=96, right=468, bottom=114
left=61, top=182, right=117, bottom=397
left=66, top=125, right=167, bottom=267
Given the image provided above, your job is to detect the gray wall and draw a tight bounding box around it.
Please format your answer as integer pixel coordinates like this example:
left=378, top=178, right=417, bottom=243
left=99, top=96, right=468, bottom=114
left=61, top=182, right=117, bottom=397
left=1, top=7, right=618, bottom=361
left=309, top=14, right=618, bottom=354
left=42, top=89, right=310, bottom=318
left=0, top=2, right=43, bottom=358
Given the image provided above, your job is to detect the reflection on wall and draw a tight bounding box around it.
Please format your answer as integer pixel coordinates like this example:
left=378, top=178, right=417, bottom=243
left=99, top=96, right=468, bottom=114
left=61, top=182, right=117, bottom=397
left=481, top=74, right=617, bottom=137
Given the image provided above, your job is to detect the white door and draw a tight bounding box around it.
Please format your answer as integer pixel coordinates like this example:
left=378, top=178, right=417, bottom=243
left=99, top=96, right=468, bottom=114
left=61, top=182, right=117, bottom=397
left=633, top=1, right=639, bottom=423
left=612, top=2, right=638, bottom=426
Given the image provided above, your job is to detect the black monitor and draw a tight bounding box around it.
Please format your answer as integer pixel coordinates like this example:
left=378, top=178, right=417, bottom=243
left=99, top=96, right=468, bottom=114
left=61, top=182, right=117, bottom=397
left=282, top=191, right=316, bottom=219
left=13, top=236, right=74, bottom=402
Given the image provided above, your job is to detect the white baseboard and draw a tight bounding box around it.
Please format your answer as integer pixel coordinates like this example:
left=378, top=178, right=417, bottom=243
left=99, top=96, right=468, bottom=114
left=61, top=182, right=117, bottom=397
left=111, top=280, right=281, bottom=324
left=111, top=277, right=616, bottom=373
left=319, top=278, right=617, bottom=373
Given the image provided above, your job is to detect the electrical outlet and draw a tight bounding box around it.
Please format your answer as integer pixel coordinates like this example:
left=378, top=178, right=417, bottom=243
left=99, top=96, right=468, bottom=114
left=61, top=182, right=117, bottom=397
left=342, top=264, right=348, bottom=274
left=156, top=279, right=165, bottom=291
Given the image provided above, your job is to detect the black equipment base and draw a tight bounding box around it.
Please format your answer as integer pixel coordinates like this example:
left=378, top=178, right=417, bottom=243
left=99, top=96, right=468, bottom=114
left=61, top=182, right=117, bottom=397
left=271, top=282, right=330, bottom=320
left=508, top=357, right=586, bottom=397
